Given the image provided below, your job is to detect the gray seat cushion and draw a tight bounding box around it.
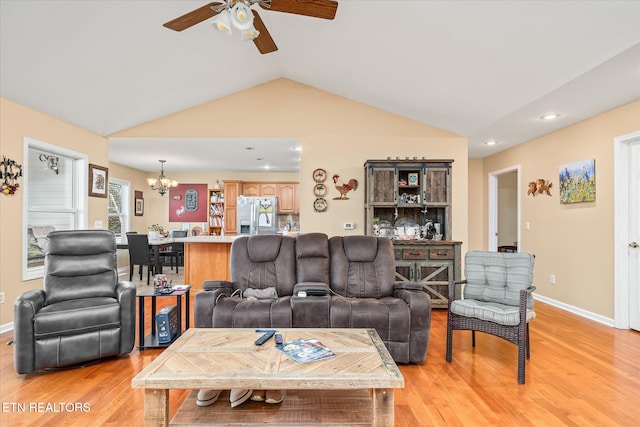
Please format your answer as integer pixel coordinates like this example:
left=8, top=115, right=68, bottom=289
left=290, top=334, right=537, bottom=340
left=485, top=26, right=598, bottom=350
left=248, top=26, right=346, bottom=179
left=330, top=297, right=410, bottom=341
left=34, top=297, right=121, bottom=338
left=450, top=299, right=536, bottom=326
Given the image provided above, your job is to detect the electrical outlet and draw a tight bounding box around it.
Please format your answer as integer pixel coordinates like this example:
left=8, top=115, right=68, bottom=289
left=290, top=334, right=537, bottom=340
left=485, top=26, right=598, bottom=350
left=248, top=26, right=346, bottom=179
left=550, top=274, right=556, bottom=285
left=0, top=292, right=5, bottom=304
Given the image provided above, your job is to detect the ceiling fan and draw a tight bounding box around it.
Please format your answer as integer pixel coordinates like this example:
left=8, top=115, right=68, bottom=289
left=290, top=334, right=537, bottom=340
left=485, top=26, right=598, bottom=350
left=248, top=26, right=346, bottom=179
left=163, top=0, right=339, bottom=54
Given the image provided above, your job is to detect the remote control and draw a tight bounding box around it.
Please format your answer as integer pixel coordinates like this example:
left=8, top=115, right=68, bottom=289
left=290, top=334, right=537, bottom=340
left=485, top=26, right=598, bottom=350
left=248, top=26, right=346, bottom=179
left=275, top=334, right=283, bottom=345
left=255, top=330, right=275, bottom=345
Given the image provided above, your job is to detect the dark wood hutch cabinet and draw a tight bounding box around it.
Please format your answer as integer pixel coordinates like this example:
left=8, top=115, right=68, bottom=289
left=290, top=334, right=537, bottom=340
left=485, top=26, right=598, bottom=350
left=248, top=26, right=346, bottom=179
left=364, top=159, right=461, bottom=308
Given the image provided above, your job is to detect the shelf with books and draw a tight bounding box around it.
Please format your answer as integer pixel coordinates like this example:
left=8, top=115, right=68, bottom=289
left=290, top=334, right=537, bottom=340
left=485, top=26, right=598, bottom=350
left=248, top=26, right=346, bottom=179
left=208, top=189, right=225, bottom=236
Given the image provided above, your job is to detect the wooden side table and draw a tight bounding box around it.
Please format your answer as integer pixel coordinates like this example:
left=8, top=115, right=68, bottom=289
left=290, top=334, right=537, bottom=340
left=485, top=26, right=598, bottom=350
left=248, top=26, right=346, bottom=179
left=136, top=285, right=191, bottom=350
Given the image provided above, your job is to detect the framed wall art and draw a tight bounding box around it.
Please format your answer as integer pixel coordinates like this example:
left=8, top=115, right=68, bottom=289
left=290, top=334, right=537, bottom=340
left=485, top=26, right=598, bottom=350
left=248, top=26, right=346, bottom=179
left=134, top=190, right=144, bottom=216
left=135, top=198, right=144, bottom=216
left=559, top=158, right=596, bottom=204
left=88, top=163, right=108, bottom=198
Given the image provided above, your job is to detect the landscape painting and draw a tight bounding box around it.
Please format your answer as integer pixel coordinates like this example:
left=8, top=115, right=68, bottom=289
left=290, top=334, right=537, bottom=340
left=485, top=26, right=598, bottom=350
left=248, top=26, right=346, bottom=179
left=559, top=158, right=596, bottom=204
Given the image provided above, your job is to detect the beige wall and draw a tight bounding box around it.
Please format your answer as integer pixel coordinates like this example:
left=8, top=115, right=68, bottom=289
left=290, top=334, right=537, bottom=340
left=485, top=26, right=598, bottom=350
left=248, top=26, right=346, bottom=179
left=111, top=78, right=469, bottom=242
left=0, top=98, right=110, bottom=326
left=467, top=158, right=485, bottom=250
left=474, top=101, right=640, bottom=319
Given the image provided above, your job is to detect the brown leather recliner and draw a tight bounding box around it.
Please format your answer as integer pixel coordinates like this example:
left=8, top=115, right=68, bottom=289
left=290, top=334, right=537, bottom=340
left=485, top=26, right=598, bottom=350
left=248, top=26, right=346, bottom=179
left=194, top=233, right=431, bottom=363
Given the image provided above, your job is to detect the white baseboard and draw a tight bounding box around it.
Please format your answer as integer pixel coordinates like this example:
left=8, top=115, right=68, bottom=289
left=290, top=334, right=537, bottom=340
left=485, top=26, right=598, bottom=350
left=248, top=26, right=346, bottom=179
left=1, top=322, right=14, bottom=335
left=534, top=294, right=614, bottom=327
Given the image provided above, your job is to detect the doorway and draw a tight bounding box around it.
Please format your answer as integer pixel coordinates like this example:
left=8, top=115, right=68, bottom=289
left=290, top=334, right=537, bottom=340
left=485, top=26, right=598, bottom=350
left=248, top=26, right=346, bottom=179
left=488, top=165, right=520, bottom=252
left=614, top=131, right=640, bottom=331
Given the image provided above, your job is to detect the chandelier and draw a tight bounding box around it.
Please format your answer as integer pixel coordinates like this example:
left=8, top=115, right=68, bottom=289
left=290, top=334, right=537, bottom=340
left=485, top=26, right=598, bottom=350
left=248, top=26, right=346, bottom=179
left=147, top=160, right=178, bottom=196
left=210, top=0, right=271, bottom=41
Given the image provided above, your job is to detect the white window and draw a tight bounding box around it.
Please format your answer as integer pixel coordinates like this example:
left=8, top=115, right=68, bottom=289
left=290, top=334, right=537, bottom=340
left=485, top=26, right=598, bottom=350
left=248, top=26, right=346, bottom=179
left=22, top=138, right=87, bottom=280
left=108, top=178, right=130, bottom=242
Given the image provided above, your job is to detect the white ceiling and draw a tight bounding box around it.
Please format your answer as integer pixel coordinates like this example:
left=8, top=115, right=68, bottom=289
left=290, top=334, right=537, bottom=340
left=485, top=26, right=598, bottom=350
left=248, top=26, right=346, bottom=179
left=2, top=1, right=639, bottom=173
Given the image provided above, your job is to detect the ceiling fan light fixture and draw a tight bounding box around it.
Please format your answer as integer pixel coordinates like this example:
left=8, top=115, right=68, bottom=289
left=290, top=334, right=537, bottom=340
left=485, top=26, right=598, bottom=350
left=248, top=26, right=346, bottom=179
left=230, top=2, right=254, bottom=29
left=240, top=26, right=260, bottom=41
left=212, top=10, right=233, bottom=34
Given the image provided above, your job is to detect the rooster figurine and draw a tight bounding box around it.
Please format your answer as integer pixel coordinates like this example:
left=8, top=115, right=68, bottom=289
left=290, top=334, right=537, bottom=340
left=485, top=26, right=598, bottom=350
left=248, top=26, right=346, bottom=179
left=332, top=174, right=358, bottom=200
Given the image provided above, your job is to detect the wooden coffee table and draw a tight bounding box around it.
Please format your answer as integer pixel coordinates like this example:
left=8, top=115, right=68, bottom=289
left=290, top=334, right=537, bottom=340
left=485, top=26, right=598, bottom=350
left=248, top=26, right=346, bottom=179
left=131, top=328, right=404, bottom=426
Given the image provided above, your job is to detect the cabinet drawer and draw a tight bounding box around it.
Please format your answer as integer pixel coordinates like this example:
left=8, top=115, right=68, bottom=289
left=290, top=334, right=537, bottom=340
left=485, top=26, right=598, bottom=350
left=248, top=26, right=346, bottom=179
left=402, top=248, right=427, bottom=260
left=429, top=248, right=454, bottom=259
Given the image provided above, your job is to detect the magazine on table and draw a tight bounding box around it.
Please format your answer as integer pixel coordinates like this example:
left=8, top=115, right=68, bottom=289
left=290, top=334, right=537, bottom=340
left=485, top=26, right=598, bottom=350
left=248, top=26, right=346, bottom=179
left=277, top=338, right=336, bottom=364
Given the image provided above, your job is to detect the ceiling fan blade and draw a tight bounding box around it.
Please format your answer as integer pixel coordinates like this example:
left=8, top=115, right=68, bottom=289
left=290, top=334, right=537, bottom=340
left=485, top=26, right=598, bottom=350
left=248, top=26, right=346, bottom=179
left=163, top=2, right=224, bottom=31
left=260, top=0, right=338, bottom=20
left=252, top=10, right=278, bottom=54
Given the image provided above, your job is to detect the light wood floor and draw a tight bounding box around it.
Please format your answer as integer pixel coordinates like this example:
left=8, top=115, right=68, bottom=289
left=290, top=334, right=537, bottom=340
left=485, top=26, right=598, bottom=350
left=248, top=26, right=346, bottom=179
left=1, top=292, right=638, bottom=426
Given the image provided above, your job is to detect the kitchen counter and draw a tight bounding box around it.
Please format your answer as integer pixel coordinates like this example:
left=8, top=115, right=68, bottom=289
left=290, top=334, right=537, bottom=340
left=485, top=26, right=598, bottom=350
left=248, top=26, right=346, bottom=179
left=178, top=236, right=237, bottom=291
left=173, top=236, right=237, bottom=244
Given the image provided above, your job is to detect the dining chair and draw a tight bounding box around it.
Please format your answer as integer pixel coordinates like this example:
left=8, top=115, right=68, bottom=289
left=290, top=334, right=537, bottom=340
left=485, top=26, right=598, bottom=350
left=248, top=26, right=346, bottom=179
left=161, top=230, right=187, bottom=273
left=127, top=233, right=155, bottom=285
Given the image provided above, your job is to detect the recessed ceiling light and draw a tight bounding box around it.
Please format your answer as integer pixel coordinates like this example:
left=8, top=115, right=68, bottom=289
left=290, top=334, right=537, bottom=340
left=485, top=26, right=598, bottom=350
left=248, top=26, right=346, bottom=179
left=484, top=140, right=499, bottom=146
left=291, top=146, right=301, bottom=151
left=539, top=113, right=561, bottom=121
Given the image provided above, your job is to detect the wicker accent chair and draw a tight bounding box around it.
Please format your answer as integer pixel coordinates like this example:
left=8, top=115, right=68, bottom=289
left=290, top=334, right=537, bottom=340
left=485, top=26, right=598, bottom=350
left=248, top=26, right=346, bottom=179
left=446, top=251, right=536, bottom=384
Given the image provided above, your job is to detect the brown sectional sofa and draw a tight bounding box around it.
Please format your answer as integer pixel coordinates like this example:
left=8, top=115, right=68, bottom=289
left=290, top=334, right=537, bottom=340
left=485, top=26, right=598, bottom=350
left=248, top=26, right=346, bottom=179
left=194, top=233, right=431, bottom=363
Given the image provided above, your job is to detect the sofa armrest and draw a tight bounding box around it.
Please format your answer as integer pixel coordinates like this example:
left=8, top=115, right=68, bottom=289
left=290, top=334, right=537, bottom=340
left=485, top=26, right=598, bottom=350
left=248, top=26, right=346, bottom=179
left=14, top=289, right=46, bottom=374
left=393, top=281, right=423, bottom=292
left=194, top=288, right=231, bottom=328
left=393, top=283, right=432, bottom=363
left=116, top=281, right=136, bottom=354
left=293, top=282, right=330, bottom=296
left=202, top=280, right=233, bottom=292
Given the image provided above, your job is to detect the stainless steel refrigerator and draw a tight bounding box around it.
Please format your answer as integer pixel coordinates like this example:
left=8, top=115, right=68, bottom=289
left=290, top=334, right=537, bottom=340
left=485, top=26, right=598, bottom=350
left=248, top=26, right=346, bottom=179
left=236, top=196, right=278, bottom=235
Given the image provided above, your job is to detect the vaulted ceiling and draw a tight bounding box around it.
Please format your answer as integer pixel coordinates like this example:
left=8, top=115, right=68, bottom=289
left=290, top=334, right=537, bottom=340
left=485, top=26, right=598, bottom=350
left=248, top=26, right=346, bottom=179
left=2, top=1, right=639, bottom=172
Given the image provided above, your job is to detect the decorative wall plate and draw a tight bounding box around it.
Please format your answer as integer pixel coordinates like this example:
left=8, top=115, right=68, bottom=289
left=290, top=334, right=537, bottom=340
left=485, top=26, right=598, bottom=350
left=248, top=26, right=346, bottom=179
left=313, top=183, right=326, bottom=197
left=313, top=198, right=327, bottom=212
left=312, top=168, right=327, bottom=182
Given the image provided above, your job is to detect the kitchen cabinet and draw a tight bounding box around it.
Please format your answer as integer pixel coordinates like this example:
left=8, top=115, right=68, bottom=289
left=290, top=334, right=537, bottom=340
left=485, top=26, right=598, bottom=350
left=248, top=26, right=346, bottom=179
left=393, top=241, right=462, bottom=308
left=242, top=183, right=259, bottom=197
left=276, top=183, right=298, bottom=214
left=241, top=181, right=299, bottom=214
left=223, top=181, right=241, bottom=235
left=242, top=183, right=277, bottom=197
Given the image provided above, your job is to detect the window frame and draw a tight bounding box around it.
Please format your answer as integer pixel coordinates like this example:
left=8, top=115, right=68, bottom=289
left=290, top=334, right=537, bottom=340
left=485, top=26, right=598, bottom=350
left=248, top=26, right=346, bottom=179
left=108, top=177, right=131, bottom=243
left=22, top=137, right=88, bottom=281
